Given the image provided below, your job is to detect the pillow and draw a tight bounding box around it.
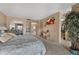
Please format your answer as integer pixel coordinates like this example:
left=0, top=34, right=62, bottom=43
left=0, top=33, right=13, bottom=43
left=0, top=31, right=2, bottom=37
left=7, top=33, right=16, bottom=37
left=0, top=31, right=5, bottom=37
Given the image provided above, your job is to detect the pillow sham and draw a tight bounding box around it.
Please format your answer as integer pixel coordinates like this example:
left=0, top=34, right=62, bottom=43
left=0, top=33, right=13, bottom=43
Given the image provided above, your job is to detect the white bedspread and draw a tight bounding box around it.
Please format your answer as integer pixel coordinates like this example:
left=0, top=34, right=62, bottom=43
left=0, top=33, right=46, bottom=55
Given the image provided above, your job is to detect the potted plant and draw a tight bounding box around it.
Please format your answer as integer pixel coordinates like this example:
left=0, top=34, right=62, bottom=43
left=64, top=11, right=79, bottom=55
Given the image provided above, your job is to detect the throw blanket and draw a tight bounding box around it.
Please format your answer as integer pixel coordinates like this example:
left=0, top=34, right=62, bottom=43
left=0, top=33, right=46, bottom=55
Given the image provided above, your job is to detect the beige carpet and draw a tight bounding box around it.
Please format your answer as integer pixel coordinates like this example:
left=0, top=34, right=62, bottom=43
left=38, top=37, right=71, bottom=55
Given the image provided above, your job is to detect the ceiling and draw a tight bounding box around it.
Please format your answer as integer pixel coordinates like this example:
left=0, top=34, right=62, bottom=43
left=0, top=3, right=75, bottom=20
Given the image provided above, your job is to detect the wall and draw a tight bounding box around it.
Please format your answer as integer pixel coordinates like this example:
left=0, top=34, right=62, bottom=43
left=6, top=16, right=28, bottom=34
left=6, top=16, right=38, bottom=35
left=72, top=4, right=79, bottom=12
left=38, top=12, right=60, bottom=43
left=0, top=11, right=6, bottom=26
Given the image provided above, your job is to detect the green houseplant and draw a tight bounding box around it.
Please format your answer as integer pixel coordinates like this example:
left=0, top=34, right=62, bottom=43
left=64, top=11, right=79, bottom=54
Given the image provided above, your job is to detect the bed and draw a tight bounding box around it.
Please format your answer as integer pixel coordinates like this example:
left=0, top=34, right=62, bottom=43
left=0, top=33, right=46, bottom=55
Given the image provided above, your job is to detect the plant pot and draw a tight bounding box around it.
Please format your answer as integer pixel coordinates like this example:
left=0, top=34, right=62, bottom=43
left=70, top=47, right=79, bottom=55
left=76, top=42, right=79, bottom=50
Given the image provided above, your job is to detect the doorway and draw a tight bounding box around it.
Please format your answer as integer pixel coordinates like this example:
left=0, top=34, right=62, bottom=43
left=15, top=23, right=23, bottom=35
left=31, top=22, right=37, bottom=35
